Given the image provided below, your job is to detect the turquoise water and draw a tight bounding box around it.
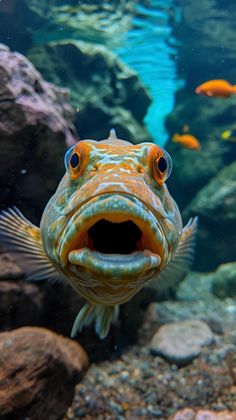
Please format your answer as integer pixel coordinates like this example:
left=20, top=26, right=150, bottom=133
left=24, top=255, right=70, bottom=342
left=115, top=0, right=179, bottom=146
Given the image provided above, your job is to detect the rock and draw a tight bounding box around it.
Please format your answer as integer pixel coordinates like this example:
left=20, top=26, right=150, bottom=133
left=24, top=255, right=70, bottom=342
left=184, top=161, right=236, bottom=270
left=0, top=280, right=44, bottom=330
left=149, top=319, right=214, bottom=366
left=169, top=408, right=236, bottom=420
left=164, top=1, right=236, bottom=221
left=165, top=93, right=236, bottom=210
left=173, top=2, right=236, bottom=90
left=212, top=262, right=236, bottom=298
left=0, top=252, right=23, bottom=279
left=28, top=40, right=152, bottom=143
left=0, top=44, right=78, bottom=216
left=0, top=327, right=89, bottom=419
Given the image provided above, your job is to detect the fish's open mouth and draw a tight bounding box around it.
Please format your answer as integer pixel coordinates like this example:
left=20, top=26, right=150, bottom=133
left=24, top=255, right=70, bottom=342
left=88, top=219, right=143, bottom=254
left=59, top=194, right=165, bottom=280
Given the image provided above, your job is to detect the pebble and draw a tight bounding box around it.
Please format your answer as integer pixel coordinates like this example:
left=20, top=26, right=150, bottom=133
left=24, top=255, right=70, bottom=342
left=169, top=408, right=236, bottom=419
left=149, top=319, right=214, bottom=366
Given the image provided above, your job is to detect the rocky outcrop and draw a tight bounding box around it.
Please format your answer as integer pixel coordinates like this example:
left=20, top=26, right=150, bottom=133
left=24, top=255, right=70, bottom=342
left=165, top=93, right=236, bottom=210
left=0, top=43, right=77, bottom=216
left=173, top=0, right=236, bottom=91
left=212, top=262, right=236, bottom=298
left=164, top=0, right=236, bottom=272
left=184, top=161, right=236, bottom=270
left=0, top=327, right=88, bottom=419
left=28, top=40, right=152, bottom=144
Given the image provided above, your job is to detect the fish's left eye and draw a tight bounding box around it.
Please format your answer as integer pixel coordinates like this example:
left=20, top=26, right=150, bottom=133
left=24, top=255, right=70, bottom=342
left=153, top=150, right=172, bottom=185
left=158, top=150, right=172, bottom=179
left=157, top=156, right=167, bottom=173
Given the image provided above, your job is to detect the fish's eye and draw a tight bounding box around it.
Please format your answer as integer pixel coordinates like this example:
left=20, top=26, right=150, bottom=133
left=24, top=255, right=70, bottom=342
left=70, top=152, right=80, bottom=168
left=64, top=145, right=76, bottom=173
left=153, top=149, right=172, bottom=185
left=64, top=144, right=83, bottom=179
left=157, top=156, right=167, bottom=173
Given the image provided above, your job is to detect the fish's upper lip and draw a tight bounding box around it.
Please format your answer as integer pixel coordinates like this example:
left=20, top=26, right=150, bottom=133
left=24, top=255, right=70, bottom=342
left=58, top=193, right=166, bottom=277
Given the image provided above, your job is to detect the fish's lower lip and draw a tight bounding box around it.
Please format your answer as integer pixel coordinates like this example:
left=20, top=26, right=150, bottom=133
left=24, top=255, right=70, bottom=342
left=68, top=248, right=161, bottom=282
left=59, top=194, right=167, bottom=268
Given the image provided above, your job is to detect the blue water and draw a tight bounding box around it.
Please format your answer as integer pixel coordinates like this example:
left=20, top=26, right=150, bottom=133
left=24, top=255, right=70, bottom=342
left=115, top=0, right=179, bottom=146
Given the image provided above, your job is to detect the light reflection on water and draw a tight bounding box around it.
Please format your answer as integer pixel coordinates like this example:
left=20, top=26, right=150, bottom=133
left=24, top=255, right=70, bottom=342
left=115, top=0, right=180, bottom=146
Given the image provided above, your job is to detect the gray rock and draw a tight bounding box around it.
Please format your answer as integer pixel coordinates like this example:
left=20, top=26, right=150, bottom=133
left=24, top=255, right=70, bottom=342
left=184, top=161, right=236, bottom=270
left=165, top=93, right=236, bottom=210
left=0, top=45, right=78, bottom=217
left=149, top=319, right=214, bottom=366
left=212, top=262, right=236, bottom=298
left=0, top=252, right=23, bottom=279
left=28, top=40, right=152, bottom=144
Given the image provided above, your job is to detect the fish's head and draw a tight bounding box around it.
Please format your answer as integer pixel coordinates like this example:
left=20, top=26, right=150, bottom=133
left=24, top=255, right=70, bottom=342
left=41, top=134, right=182, bottom=305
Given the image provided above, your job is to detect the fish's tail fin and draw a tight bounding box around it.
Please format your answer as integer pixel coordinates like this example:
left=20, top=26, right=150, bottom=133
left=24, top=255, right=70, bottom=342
left=232, top=85, right=236, bottom=94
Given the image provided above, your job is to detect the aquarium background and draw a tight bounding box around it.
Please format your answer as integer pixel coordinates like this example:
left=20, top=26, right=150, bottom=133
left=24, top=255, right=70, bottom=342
left=0, top=0, right=236, bottom=419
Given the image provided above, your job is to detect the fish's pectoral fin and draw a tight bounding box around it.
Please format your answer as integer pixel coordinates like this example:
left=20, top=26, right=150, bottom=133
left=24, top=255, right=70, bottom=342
left=71, top=303, right=119, bottom=339
left=0, top=207, right=62, bottom=282
left=148, top=216, right=198, bottom=292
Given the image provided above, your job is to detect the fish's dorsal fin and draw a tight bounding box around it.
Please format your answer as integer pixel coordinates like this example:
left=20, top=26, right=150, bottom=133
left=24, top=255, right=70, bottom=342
left=107, top=128, right=118, bottom=141
left=147, top=217, right=198, bottom=293
left=0, top=207, right=63, bottom=282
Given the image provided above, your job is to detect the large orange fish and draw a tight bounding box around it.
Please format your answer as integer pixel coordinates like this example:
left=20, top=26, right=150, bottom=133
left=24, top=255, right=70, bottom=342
left=195, top=79, right=236, bottom=98
left=172, top=133, right=201, bottom=151
left=0, top=130, right=197, bottom=338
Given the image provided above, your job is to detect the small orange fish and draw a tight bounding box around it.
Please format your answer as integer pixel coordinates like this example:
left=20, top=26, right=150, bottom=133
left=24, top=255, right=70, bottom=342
left=195, top=79, right=236, bottom=98
left=0, top=130, right=197, bottom=338
left=172, top=133, right=201, bottom=151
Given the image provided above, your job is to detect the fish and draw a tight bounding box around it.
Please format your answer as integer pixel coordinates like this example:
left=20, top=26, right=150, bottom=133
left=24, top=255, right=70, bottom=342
left=0, top=130, right=198, bottom=339
left=195, top=79, right=236, bottom=98
left=221, top=129, right=236, bottom=142
left=172, top=133, right=201, bottom=151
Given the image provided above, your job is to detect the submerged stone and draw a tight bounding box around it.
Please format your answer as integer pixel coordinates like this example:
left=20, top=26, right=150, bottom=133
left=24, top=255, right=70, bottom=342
left=0, top=327, right=89, bottom=419
left=212, top=262, right=236, bottom=298
left=149, top=319, right=214, bottom=366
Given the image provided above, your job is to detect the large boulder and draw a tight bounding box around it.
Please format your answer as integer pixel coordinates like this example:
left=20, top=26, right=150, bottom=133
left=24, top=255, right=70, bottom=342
left=0, top=327, right=88, bottom=419
left=0, top=44, right=78, bottom=218
left=184, top=161, right=236, bottom=270
left=28, top=40, right=152, bottom=143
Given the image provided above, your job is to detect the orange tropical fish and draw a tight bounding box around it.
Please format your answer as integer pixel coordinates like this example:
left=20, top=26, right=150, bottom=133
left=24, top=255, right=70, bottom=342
left=172, top=133, right=201, bottom=151
left=195, top=79, right=236, bottom=98
left=0, top=130, right=197, bottom=338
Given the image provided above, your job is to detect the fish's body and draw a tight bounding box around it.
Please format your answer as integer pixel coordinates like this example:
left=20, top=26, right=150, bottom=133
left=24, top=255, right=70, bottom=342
left=172, top=133, right=201, bottom=151
left=221, top=129, right=236, bottom=142
left=195, top=79, right=236, bottom=98
left=0, top=131, right=197, bottom=338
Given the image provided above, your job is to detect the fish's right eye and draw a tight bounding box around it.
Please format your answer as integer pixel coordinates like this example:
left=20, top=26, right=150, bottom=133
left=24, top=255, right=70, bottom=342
left=70, top=153, right=80, bottom=168
left=64, top=145, right=76, bottom=173
left=64, top=145, right=83, bottom=180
